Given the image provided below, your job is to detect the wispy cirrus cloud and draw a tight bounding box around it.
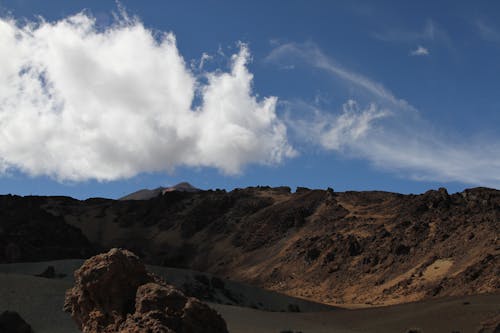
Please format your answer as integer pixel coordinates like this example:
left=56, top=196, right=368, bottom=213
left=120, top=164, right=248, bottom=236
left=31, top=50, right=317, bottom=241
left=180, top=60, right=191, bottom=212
left=0, top=12, right=295, bottom=181
left=266, top=41, right=411, bottom=109
left=267, top=42, right=500, bottom=187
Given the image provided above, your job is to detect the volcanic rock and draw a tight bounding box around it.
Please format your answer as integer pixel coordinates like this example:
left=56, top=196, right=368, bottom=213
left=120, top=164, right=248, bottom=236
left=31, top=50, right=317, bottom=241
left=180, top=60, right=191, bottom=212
left=63, top=248, right=227, bottom=333
left=2, top=186, right=499, bottom=306
left=0, top=311, right=33, bottom=333
left=34, top=265, right=67, bottom=279
left=0, top=195, right=95, bottom=263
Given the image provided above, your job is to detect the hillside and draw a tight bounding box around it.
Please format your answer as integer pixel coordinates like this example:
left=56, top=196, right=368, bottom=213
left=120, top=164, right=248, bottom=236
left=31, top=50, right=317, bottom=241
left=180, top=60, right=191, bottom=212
left=1, top=186, right=499, bottom=306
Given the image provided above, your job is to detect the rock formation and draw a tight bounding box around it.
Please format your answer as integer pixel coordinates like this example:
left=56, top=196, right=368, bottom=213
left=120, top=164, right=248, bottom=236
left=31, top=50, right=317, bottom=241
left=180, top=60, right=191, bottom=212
left=2, top=186, right=499, bottom=305
left=63, top=248, right=228, bottom=333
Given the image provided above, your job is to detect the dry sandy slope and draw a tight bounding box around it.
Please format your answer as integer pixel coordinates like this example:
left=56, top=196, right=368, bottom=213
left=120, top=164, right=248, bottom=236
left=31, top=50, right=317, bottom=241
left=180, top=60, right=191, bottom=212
left=1, top=260, right=499, bottom=333
left=0, top=273, right=77, bottom=333
left=0, top=259, right=332, bottom=312
left=211, top=294, right=500, bottom=333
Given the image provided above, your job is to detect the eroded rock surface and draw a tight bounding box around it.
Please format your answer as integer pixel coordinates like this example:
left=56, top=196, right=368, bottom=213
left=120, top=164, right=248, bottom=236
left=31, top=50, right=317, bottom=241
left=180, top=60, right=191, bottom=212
left=64, top=248, right=228, bottom=333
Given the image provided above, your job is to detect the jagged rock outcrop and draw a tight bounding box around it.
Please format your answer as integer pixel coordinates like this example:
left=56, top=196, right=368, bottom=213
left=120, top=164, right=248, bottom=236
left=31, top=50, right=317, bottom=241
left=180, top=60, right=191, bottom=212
left=63, top=248, right=228, bottom=333
left=0, top=311, right=33, bottom=333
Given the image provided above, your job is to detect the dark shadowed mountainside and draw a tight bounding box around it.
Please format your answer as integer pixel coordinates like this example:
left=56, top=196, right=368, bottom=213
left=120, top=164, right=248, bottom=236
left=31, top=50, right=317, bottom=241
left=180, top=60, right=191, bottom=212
left=1, top=186, right=498, bottom=306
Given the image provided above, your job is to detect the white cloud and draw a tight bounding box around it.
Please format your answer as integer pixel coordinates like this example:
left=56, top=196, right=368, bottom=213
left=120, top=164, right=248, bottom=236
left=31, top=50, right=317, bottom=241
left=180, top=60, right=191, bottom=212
left=410, top=45, right=429, bottom=56
left=286, top=100, right=390, bottom=151
left=198, top=52, right=213, bottom=70
left=266, top=42, right=411, bottom=109
left=269, top=42, right=500, bottom=188
left=0, top=13, right=295, bottom=181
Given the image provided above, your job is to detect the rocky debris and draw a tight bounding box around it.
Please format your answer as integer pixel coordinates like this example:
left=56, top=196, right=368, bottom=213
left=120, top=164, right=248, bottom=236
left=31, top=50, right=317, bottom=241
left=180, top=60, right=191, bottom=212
left=0, top=311, right=33, bottom=333
left=295, top=187, right=311, bottom=194
left=477, top=313, right=500, bottom=333
left=181, top=274, right=241, bottom=306
left=232, top=189, right=336, bottom=250
left=34, top=265, right=67, bottom=279
left=64, top=248, right=228, bottom=333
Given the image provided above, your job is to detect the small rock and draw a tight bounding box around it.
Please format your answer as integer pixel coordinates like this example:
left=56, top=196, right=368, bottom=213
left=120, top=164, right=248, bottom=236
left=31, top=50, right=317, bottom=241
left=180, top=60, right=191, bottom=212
left=0, top=311, right=33, bottom=333
left=34, top=265, right=66, bottom=279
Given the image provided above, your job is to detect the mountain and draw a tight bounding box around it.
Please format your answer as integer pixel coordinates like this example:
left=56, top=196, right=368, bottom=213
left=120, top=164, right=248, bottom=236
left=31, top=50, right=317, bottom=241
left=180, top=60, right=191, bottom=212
left=118, top=187, right=166, bottom=201
left=1, top=186, right=498, bottom=307
left=119, top=182, right=200, bottom=200
left=161, top=182, right=200, bottom=194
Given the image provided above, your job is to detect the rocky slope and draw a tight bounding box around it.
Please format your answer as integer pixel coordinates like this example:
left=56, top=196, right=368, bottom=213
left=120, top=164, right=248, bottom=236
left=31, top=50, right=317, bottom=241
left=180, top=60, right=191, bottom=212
left=0, top=195, right=95, bottom=263
left=1, top=186, right=499, bottom=306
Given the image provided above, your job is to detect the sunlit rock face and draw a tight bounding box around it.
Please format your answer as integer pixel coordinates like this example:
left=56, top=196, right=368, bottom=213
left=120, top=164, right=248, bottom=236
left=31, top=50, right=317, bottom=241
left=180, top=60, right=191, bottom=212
left=63, top=248, right=228, bottom=333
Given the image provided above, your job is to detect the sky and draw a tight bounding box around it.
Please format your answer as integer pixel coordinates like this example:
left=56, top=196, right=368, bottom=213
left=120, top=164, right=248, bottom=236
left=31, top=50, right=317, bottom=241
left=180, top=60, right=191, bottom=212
left=0, top=0, right=499, bottom=199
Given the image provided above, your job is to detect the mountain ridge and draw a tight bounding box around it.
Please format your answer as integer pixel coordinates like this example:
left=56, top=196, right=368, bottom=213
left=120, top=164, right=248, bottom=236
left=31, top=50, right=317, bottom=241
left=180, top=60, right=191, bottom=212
left=1, top=185, right=498, bottom=307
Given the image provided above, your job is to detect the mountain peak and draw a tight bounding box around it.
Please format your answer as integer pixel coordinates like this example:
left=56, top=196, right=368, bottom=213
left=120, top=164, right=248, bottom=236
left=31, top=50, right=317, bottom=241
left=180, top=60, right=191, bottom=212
left=119, top=182, right=200, bottom=200
left=162, top=182, right=200, bottom=194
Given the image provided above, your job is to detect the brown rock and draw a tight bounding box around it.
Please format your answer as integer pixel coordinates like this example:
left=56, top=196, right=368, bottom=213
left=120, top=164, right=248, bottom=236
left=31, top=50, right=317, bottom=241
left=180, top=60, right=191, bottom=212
left=64, top=248, right=228, bottom=333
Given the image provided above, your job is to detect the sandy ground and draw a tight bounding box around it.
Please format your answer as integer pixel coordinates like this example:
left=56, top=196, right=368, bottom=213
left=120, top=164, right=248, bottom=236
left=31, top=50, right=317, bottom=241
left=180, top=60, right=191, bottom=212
left=0, top=273, right=78, bottom=333
left=212, top=294, right=500, bottom=333
left=0, top=261, right=499, bottom=333
left=0, top=259, right=332, bottom=312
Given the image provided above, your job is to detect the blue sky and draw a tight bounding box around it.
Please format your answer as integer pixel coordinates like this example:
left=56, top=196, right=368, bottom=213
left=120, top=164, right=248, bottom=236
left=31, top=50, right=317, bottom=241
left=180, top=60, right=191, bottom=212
left=0, top=0, right=499, bottom=199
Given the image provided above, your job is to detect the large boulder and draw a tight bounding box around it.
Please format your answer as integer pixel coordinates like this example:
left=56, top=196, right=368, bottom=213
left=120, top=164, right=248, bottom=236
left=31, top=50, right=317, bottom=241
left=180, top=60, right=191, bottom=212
left=64, top=248, right=228, bottom=333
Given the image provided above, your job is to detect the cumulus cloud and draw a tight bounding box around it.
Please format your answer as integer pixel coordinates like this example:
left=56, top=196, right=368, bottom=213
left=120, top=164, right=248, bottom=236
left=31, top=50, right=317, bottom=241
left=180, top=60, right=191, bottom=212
left=410, top=45, right=429, bottom=56
left=269, top=42, right=500, bottom=187
left=0, top=12, right=295, bottom=181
